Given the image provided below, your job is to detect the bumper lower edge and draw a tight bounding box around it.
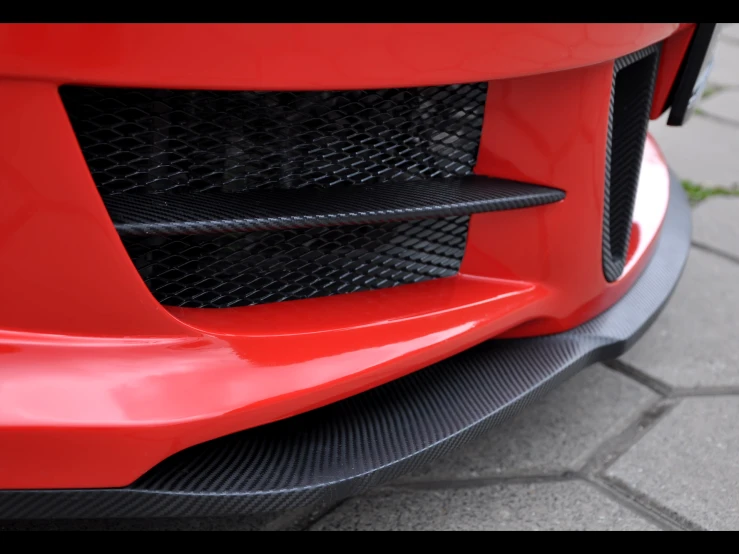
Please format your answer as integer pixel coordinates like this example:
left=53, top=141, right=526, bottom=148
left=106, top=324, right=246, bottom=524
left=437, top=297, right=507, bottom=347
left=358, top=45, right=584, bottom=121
left=0, top=173, right=690, bottom=519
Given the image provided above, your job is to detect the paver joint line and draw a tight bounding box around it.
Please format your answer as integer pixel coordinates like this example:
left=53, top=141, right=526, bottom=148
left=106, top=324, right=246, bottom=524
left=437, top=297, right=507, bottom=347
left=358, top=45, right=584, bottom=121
left=580, top=399, right=680, bottom=476
left=598, top=475, right=706, bottom=532
left=379, top=474, right=576, bottom=492
left=582, top=477, right=687, bottom=531
left=695, top=110, right=739, bottom=129
left=671, top=387, right=739, bottom=397
left=602, top=359, right=673, bottom=397
left=691, top=240, right=739, bottom=266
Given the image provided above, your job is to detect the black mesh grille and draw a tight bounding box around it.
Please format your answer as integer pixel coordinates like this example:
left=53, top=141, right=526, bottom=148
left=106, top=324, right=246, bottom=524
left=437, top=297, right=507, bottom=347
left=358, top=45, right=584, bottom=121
left=61, top=84, right=487, bottom=308
left=123, top=217, right=469, bottom=308
left=603, top=44, right=661, bottom=282
left=60, top=84, right=487, bottom=196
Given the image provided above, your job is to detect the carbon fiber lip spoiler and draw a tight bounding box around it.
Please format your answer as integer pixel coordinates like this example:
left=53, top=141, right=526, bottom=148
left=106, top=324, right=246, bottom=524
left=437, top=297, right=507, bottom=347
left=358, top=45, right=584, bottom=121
left=0, top=173, right=690, bottom=519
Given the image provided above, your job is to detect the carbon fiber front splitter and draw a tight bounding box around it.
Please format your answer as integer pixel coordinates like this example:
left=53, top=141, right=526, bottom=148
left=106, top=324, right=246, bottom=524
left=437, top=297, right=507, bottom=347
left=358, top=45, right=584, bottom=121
left=0, top=173, right=690, bottom=519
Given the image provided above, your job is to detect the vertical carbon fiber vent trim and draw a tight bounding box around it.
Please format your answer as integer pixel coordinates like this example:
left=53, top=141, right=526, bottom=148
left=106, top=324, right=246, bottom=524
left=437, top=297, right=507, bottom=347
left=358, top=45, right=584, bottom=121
left=603, top=43, right=661, bottom=282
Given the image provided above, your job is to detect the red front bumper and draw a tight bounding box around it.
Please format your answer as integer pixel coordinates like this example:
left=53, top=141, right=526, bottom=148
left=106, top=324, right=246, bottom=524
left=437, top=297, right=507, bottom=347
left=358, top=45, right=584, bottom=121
left=0, top=24, right=693, bottom=491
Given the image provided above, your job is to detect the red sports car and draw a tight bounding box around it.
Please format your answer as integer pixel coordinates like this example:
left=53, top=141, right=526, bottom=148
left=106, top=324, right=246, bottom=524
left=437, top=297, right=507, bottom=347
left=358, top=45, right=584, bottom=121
left=0, top=23, right=716, bottom=518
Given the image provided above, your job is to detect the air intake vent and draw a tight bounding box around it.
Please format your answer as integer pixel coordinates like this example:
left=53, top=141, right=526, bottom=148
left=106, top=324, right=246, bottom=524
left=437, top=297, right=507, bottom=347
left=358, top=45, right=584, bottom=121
left=60, top=85, right=488, bottom=196
left=603, top=44, right=661, bottom=282
left=123, top=216, right=470, bottom=308
left=61, top=83, right=565, bottom=308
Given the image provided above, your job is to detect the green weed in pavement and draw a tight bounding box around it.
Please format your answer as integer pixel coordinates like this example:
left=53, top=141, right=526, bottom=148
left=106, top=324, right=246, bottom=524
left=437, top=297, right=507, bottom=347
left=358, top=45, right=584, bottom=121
left=682, top=179, right=739, bottom=203
left=700, top=84, right=726, bottom=100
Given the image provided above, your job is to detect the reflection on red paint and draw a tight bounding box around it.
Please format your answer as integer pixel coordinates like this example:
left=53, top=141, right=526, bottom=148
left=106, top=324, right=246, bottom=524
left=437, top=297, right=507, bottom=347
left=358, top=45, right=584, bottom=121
left=0, top=23, right=678, bottom=89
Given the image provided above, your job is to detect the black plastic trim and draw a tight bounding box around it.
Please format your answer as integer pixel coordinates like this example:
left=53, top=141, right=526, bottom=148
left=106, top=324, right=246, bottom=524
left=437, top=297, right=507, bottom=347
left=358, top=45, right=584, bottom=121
left=667, top=24, right=719, bottom=126
left=107, top=177, right=565, bottom=236
left=0, top=173, right=690, bottom=519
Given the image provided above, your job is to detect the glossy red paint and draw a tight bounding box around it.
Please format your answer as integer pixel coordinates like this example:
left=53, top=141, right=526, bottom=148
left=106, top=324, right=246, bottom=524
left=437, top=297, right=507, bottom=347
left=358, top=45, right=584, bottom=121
left=0, top=81, right=190, bottom=336
left=502, top=136, right=670, bottom=338
left=473, top=62, right=670, bottom=338
left=0, top=277, right=549, bottom=489
left=0, top=24, right=684, bottom=489
left=0, top=23, right=678, bottom=90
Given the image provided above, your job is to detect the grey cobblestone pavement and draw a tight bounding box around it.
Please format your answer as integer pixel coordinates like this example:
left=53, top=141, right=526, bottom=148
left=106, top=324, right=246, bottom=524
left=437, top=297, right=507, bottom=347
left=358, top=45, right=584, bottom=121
left=4, top=25, right=739, bottom=531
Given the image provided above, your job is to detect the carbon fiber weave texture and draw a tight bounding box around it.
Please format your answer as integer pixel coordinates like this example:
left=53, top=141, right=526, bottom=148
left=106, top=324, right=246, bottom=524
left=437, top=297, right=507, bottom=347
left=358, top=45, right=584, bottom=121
left=603, top=43, right=662, bottom=282
left=108, top=177, right=565, bottom=236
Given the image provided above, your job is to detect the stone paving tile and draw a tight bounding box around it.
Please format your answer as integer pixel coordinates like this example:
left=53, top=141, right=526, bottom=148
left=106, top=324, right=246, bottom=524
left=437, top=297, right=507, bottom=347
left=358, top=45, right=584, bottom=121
left=720, top=23, right=739, bottom=42
left=396, top=365, right=656, bottom=481
left=606, top=397, right=739, bottom=531
left=310, top=481, right=659, bottom=531
left=708, top=38, right=739, bottom=87
left=622, top=248, right=739, bottom=388
left=693, top=197, right=739, bottom=259
left=649, top=114, right=739, bottom=186
left=700, top=89, right=739, bottom=124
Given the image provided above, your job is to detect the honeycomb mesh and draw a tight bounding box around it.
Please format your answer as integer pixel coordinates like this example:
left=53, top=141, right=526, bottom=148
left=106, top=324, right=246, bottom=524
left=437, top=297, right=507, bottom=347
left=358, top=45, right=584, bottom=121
left=62, top=84, right=487, bottom=307
left=123, top=216, right=469, bottom=308
left=60, top=84, right=487, bottom=196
